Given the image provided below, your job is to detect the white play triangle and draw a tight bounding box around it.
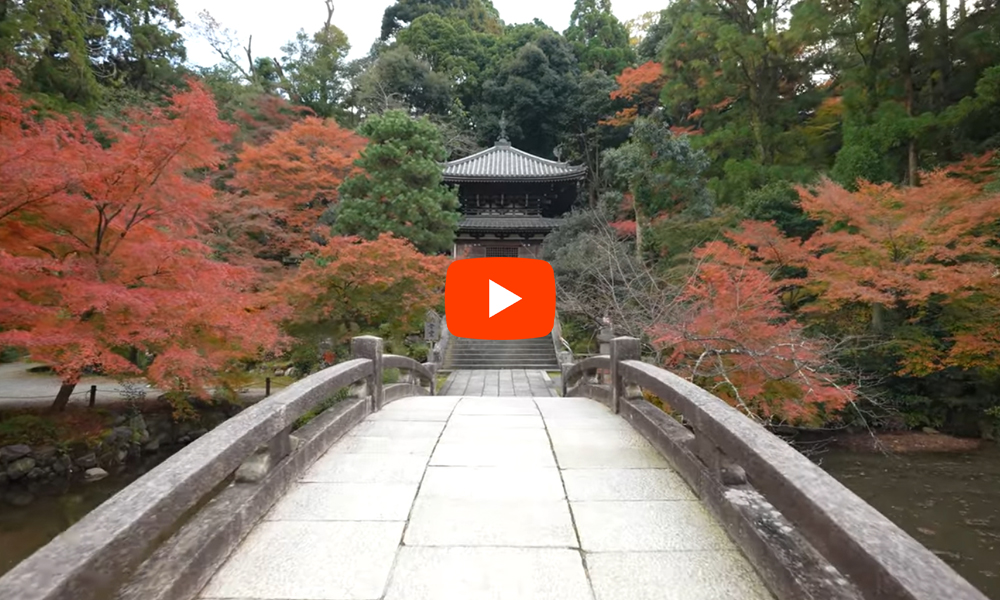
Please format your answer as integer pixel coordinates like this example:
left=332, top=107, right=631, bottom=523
left=488, top=279, right=522, bottom=318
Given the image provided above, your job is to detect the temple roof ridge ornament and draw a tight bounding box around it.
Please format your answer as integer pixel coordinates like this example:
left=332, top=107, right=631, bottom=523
left=497, top=112, right=510, bottom=146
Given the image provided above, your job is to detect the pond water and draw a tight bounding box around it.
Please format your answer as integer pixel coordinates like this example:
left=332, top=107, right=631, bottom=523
left=819, top=443, right=1000, bottom=599
left=0, top=453, right=171, bottom=577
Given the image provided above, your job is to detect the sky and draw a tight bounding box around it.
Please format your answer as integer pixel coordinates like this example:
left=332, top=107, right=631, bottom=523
left=174, top=0, right=660, bottom=67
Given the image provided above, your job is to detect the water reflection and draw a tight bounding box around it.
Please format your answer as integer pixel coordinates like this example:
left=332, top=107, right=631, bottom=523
left=819, top=443, right=1000, bottom=599
left=0, top=453, right=170, bottom=577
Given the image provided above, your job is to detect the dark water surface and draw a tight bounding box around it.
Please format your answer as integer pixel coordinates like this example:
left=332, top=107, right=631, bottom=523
left=819, top=443, right=1000, bottom=599
left=0, top=454, right=170, bottom=577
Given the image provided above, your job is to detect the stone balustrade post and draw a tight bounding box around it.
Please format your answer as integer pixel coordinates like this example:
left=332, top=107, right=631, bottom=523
left=351, top=336, right=384, bottom=413
left=422, top=362, right=437, bottom=395
left=610, top=336, right=640, bottom=414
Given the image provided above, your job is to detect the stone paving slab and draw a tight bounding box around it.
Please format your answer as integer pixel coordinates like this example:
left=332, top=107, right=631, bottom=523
left=384, top=547, right=593, bottom=600
left=266, top=482, right=419, bottom=521
left=383, top=397, right=461, bottom=410
left=366, top=408, right=453, bottom=421
left=301, top=453, right=429, bottom=484
left=549, top=426, right=660, bottom=448
left=572, top=501, right=737, bottom=551
left=429, top=440, right=556, bottom=467
left=437, top=426, right=551, bottom=444
left=586, top=551, right=773, bottom=600
left=329, top=435, right=438, bottom=455
left=446, top=414, right=545, bottom=428
left=452, top=397, right=539, bottom=415
left=199, top=393, right=771, bottom=600
left=404, top=497, right=578, bottom=547
left=199, top=521, right=403, bottom=600
left=542, top=416, right=638, bottom=431
left=562, top=468, right=697, bottom=501
left=347, top=420, right=444, bottom=438
left=440, top=370, right=558, bottom=397
left=419, top=466, right=565, bottom=501
left=535, top=397, right=614, bottom=417
left=554, top=442, right=671, bottom=469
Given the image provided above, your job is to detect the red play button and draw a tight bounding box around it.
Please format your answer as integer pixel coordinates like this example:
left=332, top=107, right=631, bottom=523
left=446, top=258, right=556, bottom=340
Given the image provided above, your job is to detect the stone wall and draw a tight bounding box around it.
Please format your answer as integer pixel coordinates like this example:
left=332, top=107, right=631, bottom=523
left=0, top=408, right=234, bottom=494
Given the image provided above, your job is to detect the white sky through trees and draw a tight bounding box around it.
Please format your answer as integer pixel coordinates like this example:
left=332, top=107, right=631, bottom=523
left=175, top=0, right=659, bottom=66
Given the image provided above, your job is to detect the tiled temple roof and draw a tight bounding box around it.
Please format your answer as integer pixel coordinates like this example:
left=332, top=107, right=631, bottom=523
left=443, top=141, right=587, bottom=182
left=458, top=216, right=563, bottom=231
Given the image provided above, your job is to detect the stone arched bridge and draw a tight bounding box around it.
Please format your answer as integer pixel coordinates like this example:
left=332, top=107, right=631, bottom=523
left=0, top=335, right=987, bottom=600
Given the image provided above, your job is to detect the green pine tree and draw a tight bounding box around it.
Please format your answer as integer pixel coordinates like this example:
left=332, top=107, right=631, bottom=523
left=333, top=110, right=461, bottom=254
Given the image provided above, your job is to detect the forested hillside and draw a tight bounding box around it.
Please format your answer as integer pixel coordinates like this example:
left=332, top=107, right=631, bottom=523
left=2, top=0, right=1000, bottom=435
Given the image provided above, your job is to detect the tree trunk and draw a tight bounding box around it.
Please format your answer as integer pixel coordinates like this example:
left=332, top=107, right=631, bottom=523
left=588, top=129, right=601, bottom=209
left=51, top=382, right=77, bottom=411
left=748, top=83, right=769, bottom=165
left=895, top=2, right=918, bottom=187
left=871, top=302, right=887, bottom=334
left=634, top=202, right=644, bottom=261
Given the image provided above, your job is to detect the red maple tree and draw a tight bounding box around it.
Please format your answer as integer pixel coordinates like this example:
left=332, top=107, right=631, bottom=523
left=790, top=159, right=1000, bottom=375
left=281, top=234, right=448, bottom=346
left=228, top=117, right=367, bottom=265
left=651, top=239, right=853, bottom=425
left=679, top=155, right=1000, bottom=406
left=603, top=61, right=666, bottom=127
left=0, top=71, right=288, bottom=410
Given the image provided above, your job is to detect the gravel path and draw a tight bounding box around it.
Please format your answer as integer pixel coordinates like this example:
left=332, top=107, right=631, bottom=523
left=0, top=363, right=270, bottom=410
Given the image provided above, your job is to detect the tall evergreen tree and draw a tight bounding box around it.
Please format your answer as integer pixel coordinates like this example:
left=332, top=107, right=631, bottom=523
left=564, top=0, right=635, bottom=74
left=380, top=0, right=502, bottom=41
left=479, top=28, right=581, bottom=156
left=602, top=114, right=713, bottom=257
left=333, top=110, right=460, bottom=254
left=277, top=1, right=352, bottom=119
left=0, top=0, right=186, bottom=107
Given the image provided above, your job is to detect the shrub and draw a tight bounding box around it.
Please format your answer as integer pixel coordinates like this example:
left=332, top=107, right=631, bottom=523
left=0, top=415, right=59, bottom=446
left=294, top=387, right=351, bottom=430
left=0, top=346, right=24, bottom=363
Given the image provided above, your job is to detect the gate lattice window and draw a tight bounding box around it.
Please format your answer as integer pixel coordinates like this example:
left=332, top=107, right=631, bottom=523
left=485, top=246, right=519, bottom=258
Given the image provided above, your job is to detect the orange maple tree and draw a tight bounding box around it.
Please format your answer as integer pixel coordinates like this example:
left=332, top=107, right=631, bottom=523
left=0, top=71, right=288, bottom=410
left=281, top=234, right=449, bottom=348
left=788, top=159, right=1000, bottom=375
left=0, top=70, right=85, bottom=227
left=651, top=239, right=853, bottom=425
left=603, top=61, right=665, bottom=127
left=229, top=117, right=367, bottom=265
left=679, top=155, right=1000, bottom=405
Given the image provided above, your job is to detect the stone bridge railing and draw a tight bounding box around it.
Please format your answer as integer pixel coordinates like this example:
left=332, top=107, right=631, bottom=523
left=562, top=336, right=987, bottom=600
left=0, top=336, right=438, bottom=600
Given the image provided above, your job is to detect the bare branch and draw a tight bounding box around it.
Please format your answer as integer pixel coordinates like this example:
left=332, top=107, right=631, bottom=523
left=324, top=0, right=335, bottom=30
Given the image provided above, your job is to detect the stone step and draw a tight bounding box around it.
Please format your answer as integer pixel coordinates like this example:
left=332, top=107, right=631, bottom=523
left=449, top=336, right=553, bottom=344
left=452, top=346, right=555, bottom=354
left=445, top=365, right=560, bottom=371
left=450, top=342, right=555, bottom=349
left=443, top=335, right=559, bottom=371
left=453, top=350, right=555, bottom=356
left=445, top=358, right=559, bottom=365
left=450, top=354, right=558, bottom=363
left=449, top=356, right=558, bottom=364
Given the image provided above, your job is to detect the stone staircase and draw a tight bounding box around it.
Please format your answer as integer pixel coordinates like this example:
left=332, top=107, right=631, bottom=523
left=442, top=335, right=560, bottom=370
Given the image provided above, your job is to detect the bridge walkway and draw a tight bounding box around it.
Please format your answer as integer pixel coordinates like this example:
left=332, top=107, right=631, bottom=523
left=197, top=371, right=771, bottom=600
left=438, top=368, right=558, bottom=397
